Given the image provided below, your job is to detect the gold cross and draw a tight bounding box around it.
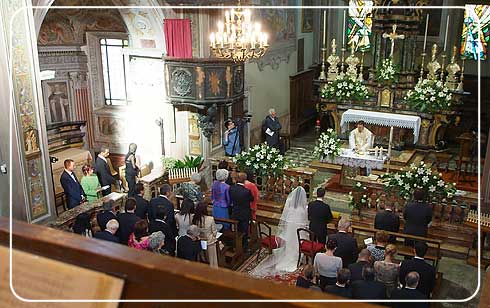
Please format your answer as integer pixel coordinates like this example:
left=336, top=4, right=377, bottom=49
left=382, top=24, right=405, bottom=57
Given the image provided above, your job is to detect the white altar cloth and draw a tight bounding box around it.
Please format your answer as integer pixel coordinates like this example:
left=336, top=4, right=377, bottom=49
left=340, top=109, right=421, bottom=143
left=321, top=149, right=386, bottom=170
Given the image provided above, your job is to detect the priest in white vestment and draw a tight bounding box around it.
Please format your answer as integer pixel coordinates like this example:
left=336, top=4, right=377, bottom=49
left=349, top=120, right=373, bottom=152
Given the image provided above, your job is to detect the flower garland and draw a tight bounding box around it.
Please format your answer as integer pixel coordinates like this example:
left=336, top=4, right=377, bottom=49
left=375, top=57, right=398, bottom=85
left=232, top=143, right=291, bottom=177
left=313, top=129, right=342, bottom=160
left=320, top=75, right=370, bottom=102
left=381, top=161, right=456, bottom=201
left=404, top=79, right=453, bottom=113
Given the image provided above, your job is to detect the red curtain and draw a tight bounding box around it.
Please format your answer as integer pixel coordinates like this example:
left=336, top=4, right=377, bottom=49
left=164, top=19, right=192, bottom=58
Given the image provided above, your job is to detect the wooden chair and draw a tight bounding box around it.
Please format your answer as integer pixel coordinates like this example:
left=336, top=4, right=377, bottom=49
left=256, top=221, right=284, bottom=261
left=296, top=228, right=324, bottom=267
left=455, top=132, right=478, bottom=183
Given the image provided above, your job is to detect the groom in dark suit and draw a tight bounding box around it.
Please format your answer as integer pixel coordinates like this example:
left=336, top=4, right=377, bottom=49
left=308, top=187, right=333, bottom=244
left=95, top=147, right=116, bottom=196
left=230, top=173, right=254, bottom=250
left=60, top=159, right=85, bottom=209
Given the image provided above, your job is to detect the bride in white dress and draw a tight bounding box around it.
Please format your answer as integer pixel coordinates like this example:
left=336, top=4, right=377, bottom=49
left=250, top=186, right=309, bottom=277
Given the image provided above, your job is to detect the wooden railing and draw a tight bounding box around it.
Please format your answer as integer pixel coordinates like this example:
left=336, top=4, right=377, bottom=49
left=0, top=217, right=382, bottom=305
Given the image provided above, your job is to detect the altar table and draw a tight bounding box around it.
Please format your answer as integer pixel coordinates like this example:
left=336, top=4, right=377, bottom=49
left=340, top=109, right=422, bottom=143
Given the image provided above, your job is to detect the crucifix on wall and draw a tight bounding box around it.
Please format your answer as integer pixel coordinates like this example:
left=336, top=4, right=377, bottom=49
left=382, top=24, right=405, bottom=57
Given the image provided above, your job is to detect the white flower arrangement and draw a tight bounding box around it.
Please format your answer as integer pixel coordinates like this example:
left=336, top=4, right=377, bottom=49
left=349, top=182, right=370, bottom=211
left=232, top=143, right=291, bottom=177
left=381, top=161, right=456, bottom=201
left=404, top=79, right=454, bottom=113
left=313, top=128, right=342, bottom=161
left=320, top=75, right=370, bottom=102
left=375, top=57, right=398, bottom=85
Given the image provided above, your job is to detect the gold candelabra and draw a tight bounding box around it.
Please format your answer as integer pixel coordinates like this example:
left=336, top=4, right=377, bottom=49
left=319, top=47, right=327, bottom=81
left=419, top=52, right=426, bottom=81
left=358, top=51, right=365, bottom=81
left=340, top=47, right=346, bottom=76
left=440, top=53, right=447, bottom=81
left=457, top=58, right=465, bottom=92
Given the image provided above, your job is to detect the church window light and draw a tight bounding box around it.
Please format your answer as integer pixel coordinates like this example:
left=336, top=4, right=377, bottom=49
left=100, top=38, right=129, bottom=105
left=460, top=5, right=490, bottom=60
left=347, top=0, right=373, bottom=52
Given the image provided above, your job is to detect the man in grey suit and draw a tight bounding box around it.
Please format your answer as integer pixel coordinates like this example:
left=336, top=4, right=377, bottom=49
left=263, top=108, right=282, bottom=152
left=95, top=147, right=116, bottom=196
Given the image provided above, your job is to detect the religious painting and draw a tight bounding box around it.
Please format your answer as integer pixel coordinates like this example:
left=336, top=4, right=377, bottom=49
left=98, top=116, right=125, bottom=138
left=27, top=158, right=49, bottom=221
left=24, top=128, right=40, bottom=159
left=348, top=0, right=373, bottom=52
left=460, top=5, right=490, bottom=60
left=188, top=114, right=202, bottom=156
left=43, top=81, right=71, bottom=124
left=301, top=0, right=314, bottom=33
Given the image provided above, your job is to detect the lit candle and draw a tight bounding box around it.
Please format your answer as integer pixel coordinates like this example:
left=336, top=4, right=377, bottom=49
left=423, top=13, right=429, bottom=51
left=323, top=10, right=327, bottom=47
left=225, top=11, right=229, bottom=23
left=443, top=15, right=449, bottom=52
left=342, top=10, right=346, bottom=48
left=210, top=33, right=215, bottom=48
left=388, top=126, right=393, bottom=158
left=264, top=33, right=268, bottom=46
left=218, top=21, right=224, bottom=33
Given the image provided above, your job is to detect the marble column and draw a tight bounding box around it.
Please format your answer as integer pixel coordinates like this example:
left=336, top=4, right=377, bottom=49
left=69, top=71, right=94, bottom=149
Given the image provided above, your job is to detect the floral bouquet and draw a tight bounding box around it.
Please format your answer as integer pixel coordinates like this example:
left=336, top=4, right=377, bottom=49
left=375, top=57, right=398, bottom=85
left=320, top=75, right=370, bottom=102
left=232, top=143, right=291, bottom=177
left=314, top=128, right=342, bottom=161
left=404, top=79, right=453, bottom=113
left=161, top=156, right=177, bottom=170
left=349, top=182, right=370, bottom=212
left=381, top=161, right=457, bottom=201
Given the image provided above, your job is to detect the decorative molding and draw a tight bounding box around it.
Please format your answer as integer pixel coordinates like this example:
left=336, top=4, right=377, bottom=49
left=69, top=71, right=88, bottom=89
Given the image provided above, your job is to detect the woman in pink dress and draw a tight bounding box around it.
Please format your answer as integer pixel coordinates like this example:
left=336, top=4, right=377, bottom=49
left=244, top=170, right=259, bottom=220
left=128, top=220, right=150, bottom=250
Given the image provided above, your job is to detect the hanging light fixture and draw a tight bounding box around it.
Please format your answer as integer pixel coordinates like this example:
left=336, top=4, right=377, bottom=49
left=209, top=1, right=269, bottom=62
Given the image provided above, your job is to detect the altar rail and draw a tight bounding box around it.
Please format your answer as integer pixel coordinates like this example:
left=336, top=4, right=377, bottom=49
left=0, top=217, right=383, bottom=305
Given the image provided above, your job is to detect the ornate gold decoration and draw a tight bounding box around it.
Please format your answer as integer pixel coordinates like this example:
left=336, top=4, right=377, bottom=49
left=427, top=43, right=441, bottom=80
left=327, top=38, right=340, bottom=82
left=378, top=88, right=394, bottom=108
left=345, top=40, right=359, bottom=80
left=209, top=71, right=221, bottom=96
left=445, top=46, right=461, bottom=91
left=382, top=24, right=405, bottom=57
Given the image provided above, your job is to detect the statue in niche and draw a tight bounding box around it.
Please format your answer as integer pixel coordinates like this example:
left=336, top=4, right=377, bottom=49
left=427, top=44, right=441, bottom=81
left=446, top=46, right=461, bottom=90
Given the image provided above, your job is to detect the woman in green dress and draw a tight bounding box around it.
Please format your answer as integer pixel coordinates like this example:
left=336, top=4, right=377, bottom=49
left=81, top=164, right=101, bottom=202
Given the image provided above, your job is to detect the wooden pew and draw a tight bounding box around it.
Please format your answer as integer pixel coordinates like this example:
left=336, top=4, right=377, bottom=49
left=350, top=225, right=443, bottom=269
left=214, top=217, right=244, bottom=270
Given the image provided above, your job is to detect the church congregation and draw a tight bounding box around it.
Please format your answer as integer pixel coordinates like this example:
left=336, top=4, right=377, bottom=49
left=1, top=0, right=490, bottom=306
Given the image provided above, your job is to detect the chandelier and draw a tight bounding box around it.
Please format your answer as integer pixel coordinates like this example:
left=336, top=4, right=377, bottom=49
left=209, top=4, right=269, bottom=62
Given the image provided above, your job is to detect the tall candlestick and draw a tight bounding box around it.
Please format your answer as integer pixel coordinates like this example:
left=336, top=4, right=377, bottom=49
left=388, top=126, right=394, bottom=158
left=342, top=10, right=346, bottom=48
left=323, top=10, right=327, bottom=47
left=443, top=15, right=449, bottom=52
left=423, top=13, right=429, bottom=51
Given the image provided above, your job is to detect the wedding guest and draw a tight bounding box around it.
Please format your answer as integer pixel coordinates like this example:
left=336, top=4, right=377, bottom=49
left=177, top=225, right=202, bottom=262
left=390, top=272, right=429, bottom=308
left=96, top=200, right=116, bottom=231
left=72, top=212, right=92, bottom=237
left=124, top=143, right=139, bottom=197
left=296, top=264, right=318, bottom=289
left=149, top=206, right=176, bottom=256
left=324, top=268, right=352, bottom=298
left=193, top=202, right=219, bottom=268
left=94, top=147, right=116, bottom=196
left=374, top=203, right=400, bottom=242
left=314, top=239, right=343, bottom=290
left=403, top=188, right=432, bottom=246
left=60, top=159, right=86, bottom=209
left=179, top=173, right=204, bottom=204
left=211, top=169, right=231, bottom=226
left=134, top=183, right=149, bottom=220
left=128, top=219, right=150, bottom=250
left=80, top=164, right=100, bottom=202
left=308, top=187, right=333, bottom=244
left=94, top=219, right=119, bottom=243
left=116, top=198, right=140, bottom=245
left=148, top=231, right=166, bottom=254
left=398, top=241, right=436, bottom=298
left=244, top=170, right=259, bottom=221
left=149, top=184, right=177, bottom=235
left=329, top=218, right=359, bottom=267
left=348, top=248, right=372, bottom=282
left=263, top=108, right=282, bottom=152
left=176, top=198, right=195, bottom=237
left=374, top=244, right=400, bottom=297
left=217, top=160, right=233, bottom=185
left=230, top=173, right=254, bottom=251
left=367, top=230, right=389, bottom=262
left=351, top=266, right=386, bottom=299
left=223, top=119, right=241, bottom=156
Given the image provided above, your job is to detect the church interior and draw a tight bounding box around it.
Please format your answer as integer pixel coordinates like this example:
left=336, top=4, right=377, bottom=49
left=1, top=0, right=490, bottom=306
